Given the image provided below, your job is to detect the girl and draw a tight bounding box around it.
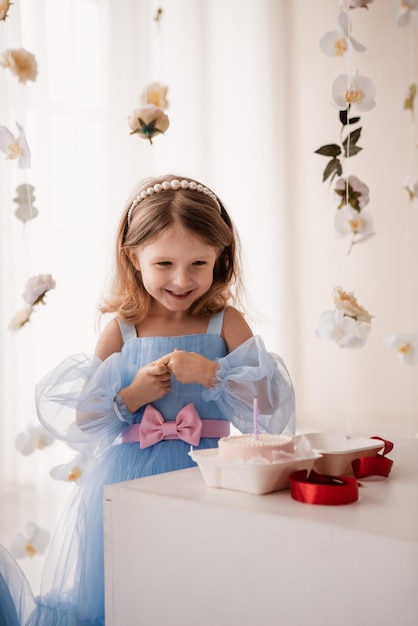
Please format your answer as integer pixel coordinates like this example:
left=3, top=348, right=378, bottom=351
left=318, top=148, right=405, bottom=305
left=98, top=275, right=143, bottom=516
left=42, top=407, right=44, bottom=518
left=0, top=174, right=295, bottom=625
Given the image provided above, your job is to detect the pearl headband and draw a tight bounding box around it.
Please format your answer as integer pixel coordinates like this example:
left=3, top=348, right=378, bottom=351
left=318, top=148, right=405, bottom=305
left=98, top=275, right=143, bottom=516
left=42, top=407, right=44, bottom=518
left=127, top=179, right=221, bottom=228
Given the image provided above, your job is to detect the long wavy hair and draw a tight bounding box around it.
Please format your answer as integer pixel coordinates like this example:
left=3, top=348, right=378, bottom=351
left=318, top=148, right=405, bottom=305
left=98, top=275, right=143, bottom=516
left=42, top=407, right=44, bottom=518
left=100, top=174, right=243, bottom=326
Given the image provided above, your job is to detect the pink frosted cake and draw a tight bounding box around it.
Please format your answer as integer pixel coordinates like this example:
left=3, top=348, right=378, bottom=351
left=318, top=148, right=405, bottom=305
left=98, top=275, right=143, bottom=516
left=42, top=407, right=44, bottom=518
left=218, top=434, right=294, bottom=462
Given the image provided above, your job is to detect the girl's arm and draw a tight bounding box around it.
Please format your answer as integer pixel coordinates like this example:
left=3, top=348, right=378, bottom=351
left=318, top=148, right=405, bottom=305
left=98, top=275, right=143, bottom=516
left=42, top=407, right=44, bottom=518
left=158, top=307, right=252, bottom=388
left=161, top=307, right=295, bottom=434
left=94, top=318, right=171, bottom=414
left=221, top=306, right=253, bottom=351
left=94, top=318, right=124, bottom=361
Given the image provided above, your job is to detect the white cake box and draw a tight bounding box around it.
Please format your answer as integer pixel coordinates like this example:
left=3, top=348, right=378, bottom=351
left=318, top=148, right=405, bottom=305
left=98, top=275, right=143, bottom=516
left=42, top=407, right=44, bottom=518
left=301, top=433, right=385, bottom=476
left=189, top=448, right=321, bottom=495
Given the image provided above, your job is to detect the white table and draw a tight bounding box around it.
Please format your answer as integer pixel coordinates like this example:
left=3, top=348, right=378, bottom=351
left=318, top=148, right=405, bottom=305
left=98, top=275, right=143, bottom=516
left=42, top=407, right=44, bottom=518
left=104, top=437, right=418, bottom=626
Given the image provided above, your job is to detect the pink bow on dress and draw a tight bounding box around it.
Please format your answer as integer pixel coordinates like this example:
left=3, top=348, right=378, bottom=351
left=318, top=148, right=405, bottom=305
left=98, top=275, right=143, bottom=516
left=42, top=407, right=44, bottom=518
left=138, top=403, right=203, bottom=449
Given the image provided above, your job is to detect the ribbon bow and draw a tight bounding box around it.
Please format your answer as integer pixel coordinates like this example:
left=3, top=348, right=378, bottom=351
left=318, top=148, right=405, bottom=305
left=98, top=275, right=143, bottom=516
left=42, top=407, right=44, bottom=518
left=139, top=403, right=203, bottom=449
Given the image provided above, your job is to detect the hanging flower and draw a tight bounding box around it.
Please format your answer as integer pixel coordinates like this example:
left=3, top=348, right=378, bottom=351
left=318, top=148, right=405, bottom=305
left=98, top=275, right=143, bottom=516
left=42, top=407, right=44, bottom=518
left=0, top=48, right=38, bottom=83
left=404, top=176, right=418, bottom=206
left=319, top=12, right=366, bottom=57
left=316, top=286, right=373, bottom=349
left=0, top=122, right=31, bottom=169
left=128, top=104, right=169, bottom=145
left=340, top=0, right=374, bottom=8
left=334, top=205, right=374, bottom=240
left=15, top=424, right=55, bottom=455
left=22, top=274, right=56, bottom=306
left=14, top=183, right=39, bottom=223
left=0, top=0, right=12, bottom=21
left=332, top=286, right=373, bottom=323
left=141, top=82, right=169, bottom=110
left=334, top=175, right=370, bottom=211
left=386, top=332, right=418, bottom=364
left=331, top=71, right=376, bottom=112
left=10, top=523, right=50, bottom=559
left=316, top=308, right=371, bottom=348
left=390, top=0, right=418, bottom=27
left=50, top=452, right=93, bottom=483
left=404, top=83, right=417, bottom=117
left=8, top=305, right=33, bottom=331
left=8, top=274, right=56, bottom=331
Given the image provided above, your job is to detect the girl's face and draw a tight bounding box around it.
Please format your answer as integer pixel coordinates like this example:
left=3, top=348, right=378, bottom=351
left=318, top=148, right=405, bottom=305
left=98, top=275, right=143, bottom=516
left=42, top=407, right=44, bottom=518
left=128, top=223, right=218, bottom=314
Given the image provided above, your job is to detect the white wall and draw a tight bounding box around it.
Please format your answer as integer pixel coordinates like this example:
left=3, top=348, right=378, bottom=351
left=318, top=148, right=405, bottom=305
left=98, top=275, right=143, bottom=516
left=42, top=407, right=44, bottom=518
left=283, top=1, right=418, bottom=438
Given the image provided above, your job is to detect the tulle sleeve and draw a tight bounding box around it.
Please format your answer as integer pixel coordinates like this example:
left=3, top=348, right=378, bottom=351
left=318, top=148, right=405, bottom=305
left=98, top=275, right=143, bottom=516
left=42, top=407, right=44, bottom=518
left=35, top=351, right=138, bottom=452
left=202, top=335, right=296, bottom=435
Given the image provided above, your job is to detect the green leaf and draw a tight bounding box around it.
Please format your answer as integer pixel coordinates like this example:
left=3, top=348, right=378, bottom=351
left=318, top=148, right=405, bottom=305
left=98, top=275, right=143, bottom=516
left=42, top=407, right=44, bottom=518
left=346, top=127, right=362, bottom=144
left=343, top=127, right=362, bottom=157
left=334, top=183, right=363, bottom=211
left=340, top=108, right=361, bottom=126
left=314, top=144, right=341, bottom=157
left=404, top=83, right=417, bottom=115
left=345, top=144, right=363, bottom=157
left=323, top=157, right=342, bottom=183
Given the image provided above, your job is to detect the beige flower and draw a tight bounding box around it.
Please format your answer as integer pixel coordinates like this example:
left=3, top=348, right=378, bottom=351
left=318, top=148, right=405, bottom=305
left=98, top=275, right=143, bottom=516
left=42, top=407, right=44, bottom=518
left=0, top=0, right=12, bottom=21
left=0, top=48, right=38, bottom=83
left=128, top=104, right=169, bottom=145
left=141, top=82, right=169, bottom=110
left=332, top=286, right=373, bottom=324
left=8, top=305, right=33, bottom=331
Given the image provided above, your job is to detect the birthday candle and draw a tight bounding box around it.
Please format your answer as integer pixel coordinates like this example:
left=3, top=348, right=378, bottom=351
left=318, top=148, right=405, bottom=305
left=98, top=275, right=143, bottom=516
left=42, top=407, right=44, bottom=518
left=253, top=397, right=259, bottom=440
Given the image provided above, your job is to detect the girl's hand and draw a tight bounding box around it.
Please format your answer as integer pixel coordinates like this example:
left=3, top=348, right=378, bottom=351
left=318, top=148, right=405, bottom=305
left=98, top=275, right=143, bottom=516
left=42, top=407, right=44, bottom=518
left=118, top=361, right=171, bottom=412
left=158, top=350, right=218, bottom=388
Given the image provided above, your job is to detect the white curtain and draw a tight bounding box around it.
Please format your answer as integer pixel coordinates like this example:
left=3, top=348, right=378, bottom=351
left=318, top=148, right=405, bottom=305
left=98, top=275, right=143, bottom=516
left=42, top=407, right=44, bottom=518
left=0, top=0, right=293, bottom=484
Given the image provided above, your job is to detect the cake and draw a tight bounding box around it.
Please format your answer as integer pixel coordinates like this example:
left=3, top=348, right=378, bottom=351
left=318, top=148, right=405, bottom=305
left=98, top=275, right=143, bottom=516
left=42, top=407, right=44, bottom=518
left=218, top=433, right=294, bottom=462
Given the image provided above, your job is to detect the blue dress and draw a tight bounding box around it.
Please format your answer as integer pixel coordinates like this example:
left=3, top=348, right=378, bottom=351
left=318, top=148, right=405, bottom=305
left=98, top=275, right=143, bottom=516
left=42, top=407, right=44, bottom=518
left=0, top=311, right=295, bottom=625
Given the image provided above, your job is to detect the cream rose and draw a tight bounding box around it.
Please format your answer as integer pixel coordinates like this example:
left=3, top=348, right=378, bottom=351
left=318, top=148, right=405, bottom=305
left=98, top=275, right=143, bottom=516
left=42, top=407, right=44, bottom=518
left=0, top=48, right=38, bottom=83
left=141, top=82, right=169, bottom=110
left=332, top=286, right=373, bottom=324
left=128, top=104, right=169, bottom=144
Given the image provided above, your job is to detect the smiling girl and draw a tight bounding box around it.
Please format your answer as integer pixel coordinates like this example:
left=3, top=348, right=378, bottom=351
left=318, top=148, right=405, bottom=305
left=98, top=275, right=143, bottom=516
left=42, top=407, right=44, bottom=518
left=0, top=174, right=295, bottom=626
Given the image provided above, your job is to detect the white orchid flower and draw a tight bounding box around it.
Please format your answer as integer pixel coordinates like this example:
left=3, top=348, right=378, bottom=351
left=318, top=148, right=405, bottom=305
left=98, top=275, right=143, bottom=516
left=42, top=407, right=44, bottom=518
left=50, top=452, right=93, bottom=483
left=320, top=12, right=366, bottom=57
left=10, top=523, right=50, bottom=559
left=0, top=121, right=31, bottom=168
left=334, top=205, right=374, bottom=240
left=386, top=332, right=418, bottom=364
left=315, top=308, right=370, bottom=348
left=390, top=0, right=418, bottom=27
left=334, top=175, right=370, bottom=211
left=15, top=424, right=55, bottom=455
left=331, top=71, right=376, bottom=112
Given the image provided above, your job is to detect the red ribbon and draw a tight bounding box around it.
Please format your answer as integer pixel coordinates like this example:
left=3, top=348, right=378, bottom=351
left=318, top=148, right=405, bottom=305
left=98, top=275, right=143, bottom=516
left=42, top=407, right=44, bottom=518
left=289, top=470, right=359, bottom=505
left=289, top=436, right=394, bottom=505
left=351, top=436, right=394, bottom=479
